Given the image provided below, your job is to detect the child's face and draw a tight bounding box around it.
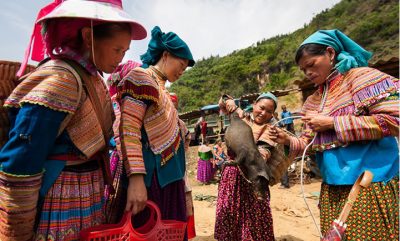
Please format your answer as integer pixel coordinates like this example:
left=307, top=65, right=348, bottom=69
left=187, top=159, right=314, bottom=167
left=252, top=99, right=275, bottom=124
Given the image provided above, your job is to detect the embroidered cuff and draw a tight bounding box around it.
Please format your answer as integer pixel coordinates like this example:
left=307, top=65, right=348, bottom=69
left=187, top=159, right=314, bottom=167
left=0, top=170, right=43, bottom=241
left=289, top=136, right=305, bottom=159
left=375, top=115, right=391, bottom=137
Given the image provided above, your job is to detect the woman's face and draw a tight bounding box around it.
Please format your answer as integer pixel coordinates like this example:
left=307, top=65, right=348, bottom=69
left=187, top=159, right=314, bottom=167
left=93, top=31, right=131, bottom=73
left=252, top=98, right=275, bottom=124
left=298, top=47, right=335, bottom=86
left=163, top=52, right=189, bottom=83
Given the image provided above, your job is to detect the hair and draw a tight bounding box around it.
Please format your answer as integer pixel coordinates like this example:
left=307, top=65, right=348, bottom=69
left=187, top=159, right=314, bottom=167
left=295, top=43, right=330, bottom=64
left=93, top=22, right=131, bottom=40
left=43, top=18, right=131, bottom=58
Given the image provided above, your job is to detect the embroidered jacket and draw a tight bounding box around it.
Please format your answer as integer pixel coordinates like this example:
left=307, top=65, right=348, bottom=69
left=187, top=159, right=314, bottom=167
left=5, top=60, right=112, bottom=159
left=287, top=67, right=399, bottom=185
left=115, top=67, right=182, bottom=176
left=289, top=67, right=399, bottom=157
left=0, top=59, right=112, bottom=240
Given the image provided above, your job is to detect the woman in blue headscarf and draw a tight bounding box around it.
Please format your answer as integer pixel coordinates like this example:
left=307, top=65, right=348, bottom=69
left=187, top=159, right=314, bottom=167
left=270, top=29, right=399, bottom=240
left=110, top=26, right=194, bottom=238
left=215, top=92, right=290, bottom=241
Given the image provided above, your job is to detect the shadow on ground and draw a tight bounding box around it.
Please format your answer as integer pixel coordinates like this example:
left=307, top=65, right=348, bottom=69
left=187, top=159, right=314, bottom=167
left=192, top=234, right=216, bottom=241
left=276, top=235, right=306, bottom=241
left=191, top=234, right=307, bottom=241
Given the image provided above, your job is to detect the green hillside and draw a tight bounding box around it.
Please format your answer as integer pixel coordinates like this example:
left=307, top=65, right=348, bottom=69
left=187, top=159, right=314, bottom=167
left=171, top=0, right=399, bottom=112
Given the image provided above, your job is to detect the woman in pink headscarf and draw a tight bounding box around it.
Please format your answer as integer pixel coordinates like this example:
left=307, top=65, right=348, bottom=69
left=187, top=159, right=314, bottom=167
left=0, top=1, right=146, bottom=240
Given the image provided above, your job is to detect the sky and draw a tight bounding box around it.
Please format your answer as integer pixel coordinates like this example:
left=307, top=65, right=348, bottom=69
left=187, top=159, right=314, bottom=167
left=0, top=0, right=341, bottom=66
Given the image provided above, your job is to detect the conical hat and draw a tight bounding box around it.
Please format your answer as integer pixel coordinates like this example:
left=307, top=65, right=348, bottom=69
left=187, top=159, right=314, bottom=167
left=38, top=0, right=146, bottom=40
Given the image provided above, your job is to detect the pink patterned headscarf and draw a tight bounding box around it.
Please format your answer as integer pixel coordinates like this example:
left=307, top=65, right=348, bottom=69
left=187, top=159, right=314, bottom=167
left=16, top=0, right=62, bottom=77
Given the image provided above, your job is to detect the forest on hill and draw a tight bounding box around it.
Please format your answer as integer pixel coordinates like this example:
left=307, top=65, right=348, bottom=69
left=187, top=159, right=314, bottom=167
left=170, top=0, right=399, bottom=112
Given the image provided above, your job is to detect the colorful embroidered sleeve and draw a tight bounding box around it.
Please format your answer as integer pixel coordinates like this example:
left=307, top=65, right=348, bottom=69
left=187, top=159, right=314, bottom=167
left=285, top=91, right=317, bottom=159
left=120, top=97, right=147, bottom=175
left=0, top=170, right=42, bottom=241
left=334, top=67, right=399, bottom=142
left=118, top=68, right=159, bottom=103
left=5, top=66, right=80, bottom=114
left=118, top=68, right=159, bottom=176
left=178, top=118, right=190, bottom=143
left=289, top=128, right=315, bottom=159
left=0, top=104, right=66, bottom=240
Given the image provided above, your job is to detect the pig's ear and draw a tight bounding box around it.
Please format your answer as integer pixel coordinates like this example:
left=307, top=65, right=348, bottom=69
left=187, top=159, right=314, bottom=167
left=257, top=172, right=270, bottom=182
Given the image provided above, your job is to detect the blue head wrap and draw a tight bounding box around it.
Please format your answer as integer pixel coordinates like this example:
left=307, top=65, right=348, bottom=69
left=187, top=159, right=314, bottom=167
left=300, top=29, right=372, bottom=73
left=140, top=26, right=195, bottom=68
left=256, top=92, right=278, bottom=110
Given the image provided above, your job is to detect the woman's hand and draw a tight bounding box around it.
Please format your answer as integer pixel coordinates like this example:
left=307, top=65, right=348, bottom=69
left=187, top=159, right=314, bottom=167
left=126, top=174, right=147, bottom=215
left=301, top=115, right=334, bottom=132
left=218, top=95, right=232, bottom=114
left=258, top=146, right=271, bottom=161
left=268, top=126, right=291, bottom=145
left=225, top=99, right=237, bottom=113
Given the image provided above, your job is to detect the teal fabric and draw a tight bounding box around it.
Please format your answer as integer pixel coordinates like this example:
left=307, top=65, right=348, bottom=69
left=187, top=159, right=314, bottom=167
left=316, top=136, right=399, bottom=185
left=256, top=92, right=278, bottom=109
left=140, top=26, right=195, bottom=68
left=0, top=104, right=66, bottom=175
left=243, top=105, right=253, bottom=113
left=300, top=29, right=372, bottom=73
left=141, top=128, right=186, bottom=188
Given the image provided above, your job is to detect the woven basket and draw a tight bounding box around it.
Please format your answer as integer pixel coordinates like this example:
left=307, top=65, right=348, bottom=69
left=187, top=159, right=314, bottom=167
left=0, top=60, right=35, bottom=147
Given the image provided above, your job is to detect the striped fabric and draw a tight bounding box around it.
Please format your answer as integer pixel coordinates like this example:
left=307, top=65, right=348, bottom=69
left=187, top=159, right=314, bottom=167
left=35, top=168, right=104, bottom=241
left=0, top=170, right=43, bottom=241
left=66, top=72, right=112, bottom=159
left=5, top=63, right=80, bottom=114
left=178, top=118, right=190, bottom=143
left=1, top=58, right=111, bottom=241
left=4, top=62, right=111, bottom=159
left=119, top=96, right=148, bottom=174
left=115, top=67, right=181, bottom=175
left=65, top=89, right=107, bottom=158
left=289, top=67, right=399, bottom=156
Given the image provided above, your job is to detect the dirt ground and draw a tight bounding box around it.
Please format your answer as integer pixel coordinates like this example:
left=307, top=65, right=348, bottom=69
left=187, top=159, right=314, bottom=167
left=186, top=146, right=323, bottom=241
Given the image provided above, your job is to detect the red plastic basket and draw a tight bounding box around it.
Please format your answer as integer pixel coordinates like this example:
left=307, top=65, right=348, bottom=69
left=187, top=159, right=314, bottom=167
left=80, top=201, right=187, bottom=241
